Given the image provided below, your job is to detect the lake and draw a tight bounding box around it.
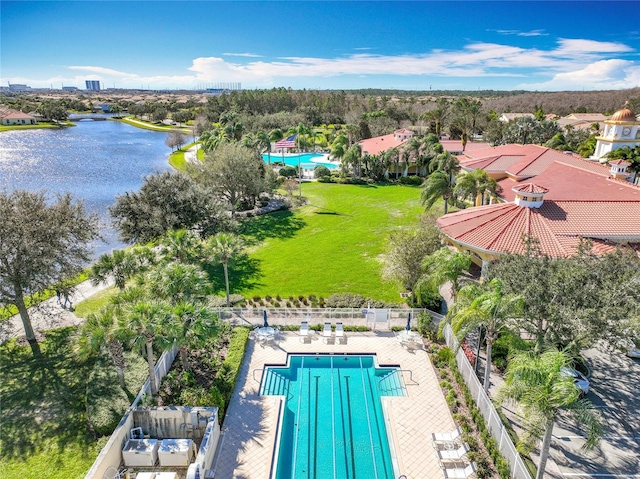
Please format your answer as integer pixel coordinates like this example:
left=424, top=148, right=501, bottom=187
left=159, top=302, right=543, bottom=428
left=0, top=120, right=171, bottom=257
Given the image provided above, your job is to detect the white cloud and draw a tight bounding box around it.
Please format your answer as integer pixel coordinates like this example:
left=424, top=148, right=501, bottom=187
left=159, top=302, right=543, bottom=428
left=492, top=29, right=548, bottom=37
left=519, top=59, right=640, bottom=90
left=222, top=52, right=262, bottom=57
left=4, top=38, right=637, bottom=90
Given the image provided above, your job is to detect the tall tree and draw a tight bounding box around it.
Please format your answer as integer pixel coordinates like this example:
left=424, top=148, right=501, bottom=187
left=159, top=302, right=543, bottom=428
left=447, top=278, right=523, bottom=392
left=420, top=170, right=455, bottom=214
left=207, top=233, right=244, bottom=307
left=118, top=299, right=174, bottom=399
left=454, top=169, right=500, bottom=206
left=417, top=247, right=472, bottom=302
left=169, top=301, right=219, bottom=371
left=0, top=190, right=99, bottom=356
left=382, top=217, right=442, bottom=303
left=188, top=142, right=267, bottom=217
left=498, top=350, right=602, bottom=479
left=159, top=229, right=203, bottom=265
left=109, top=171, right=229, bottom=243
left=90, top=249, right=140, bottom=290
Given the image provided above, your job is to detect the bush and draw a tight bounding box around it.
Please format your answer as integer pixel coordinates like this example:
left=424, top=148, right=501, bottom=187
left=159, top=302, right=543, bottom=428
left=279, top=166, right=297, bottom=178
left=314, top=165, right=331, bottom=178
left=397, top=176, right=424, bottom=186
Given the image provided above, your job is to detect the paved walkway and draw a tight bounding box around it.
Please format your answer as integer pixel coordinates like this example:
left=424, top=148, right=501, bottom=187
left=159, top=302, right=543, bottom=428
left=211, top=330, right=456, bottom=479
left=184, top=143, right=201, bottom=163
left=0, top=278, right=114, bottom=343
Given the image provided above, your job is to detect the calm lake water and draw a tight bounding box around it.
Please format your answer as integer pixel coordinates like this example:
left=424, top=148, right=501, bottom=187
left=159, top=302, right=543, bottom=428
left=0, top=120, right=171, bottom=257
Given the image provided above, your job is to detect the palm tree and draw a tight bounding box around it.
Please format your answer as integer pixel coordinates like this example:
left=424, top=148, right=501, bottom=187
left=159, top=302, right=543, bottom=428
left=207, top=233, right=244, bottom=307
left=498, top=350, right=602, bottom=479
left=447, top=278, right=523, bottom=392
left=454, top=169, right=500, bottom=207
left=170, top=301, right=219, bottom=371
left=146, top=262, right=211, bottom=304
left=118, top=299, right=174, bottom=398
left=75, top=305, right=127, bottom=389
left=256, top=131, right=272, bottom=164
left=421, top=170, right=455, bottom=214
left=159, top=229, right=203, bottom=264
left=419, top=98, right=451, bottom=138
left=90, top=249, right=138, bottom=290
left=417, top=247, right=472, bottom=303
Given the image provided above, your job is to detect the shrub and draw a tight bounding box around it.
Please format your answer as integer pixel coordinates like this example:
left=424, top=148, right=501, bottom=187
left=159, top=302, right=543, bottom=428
left=265, top=295, right=272, bottom=302
left=252, top=295, right=261, bottom=302
left=397, top=176, right=424, bottom=186
left=276, top=294, right=282, bottom=301
left=314, top=165, right=331, bottom=178
left=279, top=166, right=297, bottom=178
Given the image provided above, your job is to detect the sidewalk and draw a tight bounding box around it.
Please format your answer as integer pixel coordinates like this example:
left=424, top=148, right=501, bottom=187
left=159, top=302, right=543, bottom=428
left=0, top=278, right=114, bottom=344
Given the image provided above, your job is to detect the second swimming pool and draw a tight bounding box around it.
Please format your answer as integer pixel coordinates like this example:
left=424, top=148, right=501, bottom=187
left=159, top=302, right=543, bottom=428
left=261, top=354, right=407, bottom=479
left=262, top=153, right=338, bottom=170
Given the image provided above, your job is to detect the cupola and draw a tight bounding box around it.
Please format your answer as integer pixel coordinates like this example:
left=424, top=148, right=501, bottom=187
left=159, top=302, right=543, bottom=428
left=609, top=159, right=631, bottom=180
left=610, top=103, right=636, bottom=122
left=512, top=183, right=549, bottom=208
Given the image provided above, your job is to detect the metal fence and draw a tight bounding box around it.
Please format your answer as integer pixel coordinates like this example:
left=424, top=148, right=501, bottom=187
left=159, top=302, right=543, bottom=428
left=443, top=324, right=532, bottom=479
left=212, top=306, right=437, bottom=329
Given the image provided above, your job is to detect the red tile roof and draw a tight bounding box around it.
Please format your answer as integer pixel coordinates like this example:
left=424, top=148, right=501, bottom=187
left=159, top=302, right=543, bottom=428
left=358, top=133, right=407, bottom=156
left=443, top=143, right=640, bottom=258
left=512, top=183, right=549, bottom=194
left=438, top=201, right=640, bottom=257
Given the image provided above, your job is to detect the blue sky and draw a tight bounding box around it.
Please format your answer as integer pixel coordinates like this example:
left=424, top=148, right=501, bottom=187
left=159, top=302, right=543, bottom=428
left=2, top=1, right=639, bottom=91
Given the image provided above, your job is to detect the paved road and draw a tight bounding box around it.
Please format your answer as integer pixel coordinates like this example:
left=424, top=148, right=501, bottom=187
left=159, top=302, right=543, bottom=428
left=0, top=278, right=113, bottom=343
left=479, top=346, right=640, bottom=479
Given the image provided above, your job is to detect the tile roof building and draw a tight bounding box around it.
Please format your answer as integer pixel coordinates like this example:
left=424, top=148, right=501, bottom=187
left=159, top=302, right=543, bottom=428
left=0, top=107, right=38, bottom=125
left=358, top=129, right=415, bottom=156
left=438, top=131, right=640, bottom=273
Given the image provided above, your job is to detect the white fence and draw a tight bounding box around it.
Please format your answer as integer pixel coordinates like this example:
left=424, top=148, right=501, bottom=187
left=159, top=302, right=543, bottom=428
left=443, top=324, right=533, bottom=479
left=132, top=345, right=178, bottom=407
left=212, top=307, right=436, bottom=329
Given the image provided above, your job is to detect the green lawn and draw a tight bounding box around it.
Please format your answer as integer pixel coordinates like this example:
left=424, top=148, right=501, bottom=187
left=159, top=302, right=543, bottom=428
left=228, top=182, right=429, bottom=303
left=0, top=329, right=99, bottom=479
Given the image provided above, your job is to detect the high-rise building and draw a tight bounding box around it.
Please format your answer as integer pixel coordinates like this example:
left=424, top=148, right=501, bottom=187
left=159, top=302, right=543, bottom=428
left=85, top=80, right=101, bottom=91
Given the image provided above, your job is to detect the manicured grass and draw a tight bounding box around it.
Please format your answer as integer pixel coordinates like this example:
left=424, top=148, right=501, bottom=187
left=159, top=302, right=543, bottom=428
left=0, top=328, right=99, bottom=479
left=0, top=122, right=70, bottom=132
left=167, top=142, right=198, bottom=170
left=72, top=286, right=118, bottom=318
left=0, top=272, right=89, bottom=322
left=117, top=116, right=191, bottom=134
left=0, top=327, right=148, bottom=479
left=232, top=183, right=432, bottom=303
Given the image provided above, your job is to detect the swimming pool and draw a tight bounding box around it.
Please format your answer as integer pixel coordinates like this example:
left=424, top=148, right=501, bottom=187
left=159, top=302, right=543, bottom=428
left=262, top=153, right=338, bottom=170
left=261, top=354, right=407, bottom=479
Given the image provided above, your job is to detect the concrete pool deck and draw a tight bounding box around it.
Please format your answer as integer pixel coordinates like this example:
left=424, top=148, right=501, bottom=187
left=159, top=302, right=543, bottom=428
left=211, top=330, right=456, bottom=479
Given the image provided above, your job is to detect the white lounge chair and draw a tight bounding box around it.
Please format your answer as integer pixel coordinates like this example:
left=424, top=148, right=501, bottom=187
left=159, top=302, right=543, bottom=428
left=435, top=442, right=470, bottom=462
left=335, top=322, right=345, bottom=344
left=322, top=322, right=332, bottom=343
left=299, top=321, right=310, bottom=343
left=441, top=462, right=476, bottom=479
left=432, top=426, right=462, bottom=445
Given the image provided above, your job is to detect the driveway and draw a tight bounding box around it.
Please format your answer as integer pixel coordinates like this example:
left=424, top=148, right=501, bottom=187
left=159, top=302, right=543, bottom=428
left=548, top=349, right=640, bottom=478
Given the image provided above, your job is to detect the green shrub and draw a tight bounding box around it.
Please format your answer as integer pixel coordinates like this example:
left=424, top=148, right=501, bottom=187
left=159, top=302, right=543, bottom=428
left=397, top=176, right=423, bottom=186
left=314, top=165, right=331, bottom=178
left=279, top=166, right=297, bottom=178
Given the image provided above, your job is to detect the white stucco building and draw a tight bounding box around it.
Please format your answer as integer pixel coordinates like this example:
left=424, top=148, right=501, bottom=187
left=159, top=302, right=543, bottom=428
left=593, top=103, right=640, bottom=160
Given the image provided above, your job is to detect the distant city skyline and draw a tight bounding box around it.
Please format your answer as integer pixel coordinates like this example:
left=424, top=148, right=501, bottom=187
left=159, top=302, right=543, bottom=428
left=2, top=1, right=639, bottom=92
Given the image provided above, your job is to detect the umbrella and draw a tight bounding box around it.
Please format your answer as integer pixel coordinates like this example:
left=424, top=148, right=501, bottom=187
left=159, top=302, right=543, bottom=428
left=263, top=310, right=269, bottom=328
left=405, top=313, right=411, bottom=331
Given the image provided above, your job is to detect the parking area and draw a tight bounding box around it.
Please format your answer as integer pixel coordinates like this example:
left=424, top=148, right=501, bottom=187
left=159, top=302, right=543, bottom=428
left=546, top=349, right=640, bottom=479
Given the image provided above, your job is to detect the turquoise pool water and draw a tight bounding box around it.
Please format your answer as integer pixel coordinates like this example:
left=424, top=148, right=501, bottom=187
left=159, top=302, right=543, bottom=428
left=261, top=354, right=407, bottom=479
left=262, top=153, right=338, bottom=169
